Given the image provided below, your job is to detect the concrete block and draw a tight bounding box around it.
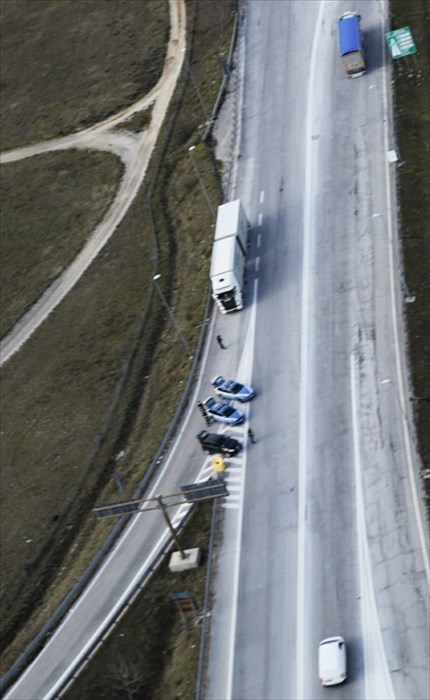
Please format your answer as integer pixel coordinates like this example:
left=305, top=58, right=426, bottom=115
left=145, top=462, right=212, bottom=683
left=169, top=547, right=201, bottom=572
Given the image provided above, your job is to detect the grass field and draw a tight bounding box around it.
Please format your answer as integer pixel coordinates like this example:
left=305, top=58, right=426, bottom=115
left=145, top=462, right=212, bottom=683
left=0, top=0, right=235, bottom=678
left=0, top=151, right=123, bottom=337
left=0, top=0, right=169, bottom=150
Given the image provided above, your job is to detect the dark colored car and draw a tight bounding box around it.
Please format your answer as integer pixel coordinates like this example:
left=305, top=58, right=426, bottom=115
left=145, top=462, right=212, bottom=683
left=197, top=430, right=242, bottom=456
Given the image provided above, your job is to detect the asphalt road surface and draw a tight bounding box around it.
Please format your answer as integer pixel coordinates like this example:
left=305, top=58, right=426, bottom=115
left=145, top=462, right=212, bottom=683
left=4, top=1, right=429, bottom=699
left=206, top=1, right=429, bottom=700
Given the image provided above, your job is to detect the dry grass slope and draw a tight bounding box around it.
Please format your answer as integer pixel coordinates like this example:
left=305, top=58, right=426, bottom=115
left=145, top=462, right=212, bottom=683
left=0, top=150, right=123, bottom=336
left=0, top=0, right=169, bottom=149
left=0, top=0, right=236, bottom=682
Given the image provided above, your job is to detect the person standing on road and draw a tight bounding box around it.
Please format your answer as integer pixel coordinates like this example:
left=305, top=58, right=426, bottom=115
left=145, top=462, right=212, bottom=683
left=216, top=334, right=226, bottom=349
left=247, top=427, right=256, bottom=444
left=197, top=401, right=211, bottom=426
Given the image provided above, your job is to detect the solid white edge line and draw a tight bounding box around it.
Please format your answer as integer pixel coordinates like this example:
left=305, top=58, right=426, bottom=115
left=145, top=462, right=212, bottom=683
left=380, top=0, right=429, bottom=580
left=295, top=3, right=325, bottom=699
left=350, top=354, right=395, bottom=700
left=225, top=277, right=258, bottom=700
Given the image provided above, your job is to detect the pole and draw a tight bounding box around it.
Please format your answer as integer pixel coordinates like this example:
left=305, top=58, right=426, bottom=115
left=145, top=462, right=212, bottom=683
left=153, top=275, right=193, bottom=359
left=188, top=146, right=216, bottom=221
left=157, top=495, right=187, bottom=559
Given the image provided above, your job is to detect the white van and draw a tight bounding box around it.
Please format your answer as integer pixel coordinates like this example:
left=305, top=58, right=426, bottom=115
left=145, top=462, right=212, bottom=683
left=318, top=636, right=347, bottom=686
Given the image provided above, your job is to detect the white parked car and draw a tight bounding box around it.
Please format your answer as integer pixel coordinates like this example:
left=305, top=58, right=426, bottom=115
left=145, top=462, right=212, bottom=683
left=318, top=636, right=347, bottom=686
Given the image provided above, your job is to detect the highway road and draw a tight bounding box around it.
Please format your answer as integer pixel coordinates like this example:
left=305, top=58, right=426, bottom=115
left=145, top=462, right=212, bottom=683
left=4, top=1, right=429, bottom=699
left=206, top=1, right=429, bottom=700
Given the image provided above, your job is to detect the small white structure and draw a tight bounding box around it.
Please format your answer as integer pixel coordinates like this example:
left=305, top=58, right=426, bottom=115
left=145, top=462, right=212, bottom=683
left=169, top=547, right=201, bottom=572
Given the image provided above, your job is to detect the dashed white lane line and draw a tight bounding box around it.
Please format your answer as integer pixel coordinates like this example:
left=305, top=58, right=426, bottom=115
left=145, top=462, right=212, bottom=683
left=255, top=257, right=260, bottom=273
left=258, top=212, right=263, bottom=227
left=257, top=232, right=261, bottom=248
left=295, top=2, right=325, bottom=698
left=259, top=190, right=265, bottom=204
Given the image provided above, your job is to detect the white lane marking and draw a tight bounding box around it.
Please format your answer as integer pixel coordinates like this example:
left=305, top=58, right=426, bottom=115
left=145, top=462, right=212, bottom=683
left=350, top=355, right=395, bottom=700
left=260, top=190, right=265, bottom=204
left=222, top=502, right=239, bottom=509
left=225, top=278, right=259, bottom=700
left=258, top=212, right=263, bottom=227
left=257, top=232, right=261, bottom=248
left=295, top=3, right=325, bottom=699
left=255, top=257, right=260, bottom=273
left=380, top=2, right=429, bottom=580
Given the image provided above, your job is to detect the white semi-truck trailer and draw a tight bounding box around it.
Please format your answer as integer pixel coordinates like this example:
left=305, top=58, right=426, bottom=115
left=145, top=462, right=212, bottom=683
left=210, top=200, right=249, bottom=313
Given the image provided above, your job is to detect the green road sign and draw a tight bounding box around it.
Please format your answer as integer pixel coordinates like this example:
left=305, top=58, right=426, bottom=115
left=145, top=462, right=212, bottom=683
left=385, top=27, right=416, bottom=58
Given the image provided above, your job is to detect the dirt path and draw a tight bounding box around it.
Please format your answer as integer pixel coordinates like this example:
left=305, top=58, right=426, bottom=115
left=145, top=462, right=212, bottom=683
left=0, top=0, right=186, bottom=366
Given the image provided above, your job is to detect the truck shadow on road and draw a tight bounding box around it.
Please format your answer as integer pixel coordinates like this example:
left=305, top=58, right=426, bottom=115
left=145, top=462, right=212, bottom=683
left=363, top=26, right=385, bottom=73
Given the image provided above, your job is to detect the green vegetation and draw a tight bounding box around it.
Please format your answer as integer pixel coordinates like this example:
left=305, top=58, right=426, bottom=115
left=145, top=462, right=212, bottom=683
left=0, top=0, right=169, bottom=150
left=0, top=0, right=236, bottom=680
left=0, top=151, right=123, bottom=336
left=391, top=0, right=430, bottom=486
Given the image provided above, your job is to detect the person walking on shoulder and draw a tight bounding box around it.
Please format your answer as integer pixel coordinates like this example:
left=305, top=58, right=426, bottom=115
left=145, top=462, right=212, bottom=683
left=216, top=334, right=226, bottom=349
left=247, top=427, right=256, bottom=444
